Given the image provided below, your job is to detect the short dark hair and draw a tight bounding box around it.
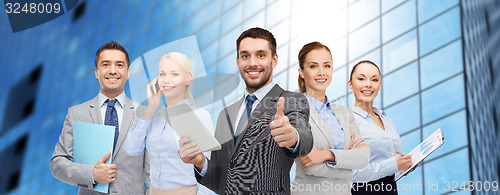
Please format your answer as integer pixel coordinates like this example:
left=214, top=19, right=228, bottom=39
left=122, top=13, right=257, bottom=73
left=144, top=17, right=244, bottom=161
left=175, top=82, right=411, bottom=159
left=95, top=41, right=130, bottom=69
left=236, top=27, right=277, bottom=57
left=349, top=60, right=381, bottom=81
left=298, top=41, right=332, bottom=93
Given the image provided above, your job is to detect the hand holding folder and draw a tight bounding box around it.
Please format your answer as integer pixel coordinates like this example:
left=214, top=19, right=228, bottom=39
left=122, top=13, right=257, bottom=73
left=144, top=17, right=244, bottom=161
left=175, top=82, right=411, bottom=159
left=93, top=152, right=117, bottom=183
left=73, top=121, right=115, bottom=193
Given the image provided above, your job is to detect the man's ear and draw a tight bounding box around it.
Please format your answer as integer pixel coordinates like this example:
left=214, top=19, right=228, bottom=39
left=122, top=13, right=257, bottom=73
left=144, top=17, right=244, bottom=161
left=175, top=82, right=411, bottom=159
left=271, top=53, right=278, bottom=68
left=94, top=67, right=99, bottom=79
left=127, top=66, right=131, bottom=79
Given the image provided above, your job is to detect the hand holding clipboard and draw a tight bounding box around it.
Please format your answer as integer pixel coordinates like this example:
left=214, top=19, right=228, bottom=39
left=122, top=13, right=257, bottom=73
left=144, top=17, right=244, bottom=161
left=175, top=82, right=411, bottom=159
left=395, top=128, right=445, bottom=181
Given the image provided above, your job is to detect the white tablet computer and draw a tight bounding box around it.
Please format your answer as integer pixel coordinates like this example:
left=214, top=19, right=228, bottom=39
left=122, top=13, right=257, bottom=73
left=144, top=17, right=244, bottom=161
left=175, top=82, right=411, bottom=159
left=159, top=103, right=222, bottom=152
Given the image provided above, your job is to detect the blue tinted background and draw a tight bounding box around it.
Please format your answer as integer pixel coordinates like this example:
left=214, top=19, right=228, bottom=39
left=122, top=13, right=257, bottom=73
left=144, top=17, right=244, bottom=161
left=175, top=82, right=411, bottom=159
left=0, top=0, right=498, bottom=194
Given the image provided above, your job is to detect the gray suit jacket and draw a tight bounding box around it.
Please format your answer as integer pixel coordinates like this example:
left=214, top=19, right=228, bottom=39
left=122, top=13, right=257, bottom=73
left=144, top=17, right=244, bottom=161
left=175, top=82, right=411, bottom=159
left=196, top=84, right=313, bottom=194
left=292, top=101, right=369, bottom=195
left=49, top=95, right=150, bottom=195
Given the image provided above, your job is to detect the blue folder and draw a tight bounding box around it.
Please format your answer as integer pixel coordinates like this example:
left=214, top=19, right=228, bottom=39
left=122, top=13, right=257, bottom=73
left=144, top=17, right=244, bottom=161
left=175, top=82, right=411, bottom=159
left=73, top=121, right=115, bottom=193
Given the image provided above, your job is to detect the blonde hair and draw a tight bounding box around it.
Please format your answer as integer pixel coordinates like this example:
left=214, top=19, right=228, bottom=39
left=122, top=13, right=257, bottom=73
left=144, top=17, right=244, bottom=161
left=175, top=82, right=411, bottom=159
left=160, top=52, right=195, bottom=105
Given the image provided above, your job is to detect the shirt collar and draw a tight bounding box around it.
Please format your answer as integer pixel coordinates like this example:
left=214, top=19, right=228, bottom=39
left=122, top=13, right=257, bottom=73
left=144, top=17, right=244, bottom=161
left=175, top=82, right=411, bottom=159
left=99, top=92, right=125, bottom=109
left=351, top=106, right=386, bottom=119
left=244, top=81, right=275, bottom=102
left=304, top=92, right=330, bottom=111
left=163, top=98, right=193, bottom=108
left=373, top=107, right=386, bottom=117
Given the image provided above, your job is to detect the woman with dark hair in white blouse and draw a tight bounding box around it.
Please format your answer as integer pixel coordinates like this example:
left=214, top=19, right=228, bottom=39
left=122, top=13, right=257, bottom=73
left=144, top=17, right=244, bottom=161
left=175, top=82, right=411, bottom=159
left=349, top=60, right=413, bottom=195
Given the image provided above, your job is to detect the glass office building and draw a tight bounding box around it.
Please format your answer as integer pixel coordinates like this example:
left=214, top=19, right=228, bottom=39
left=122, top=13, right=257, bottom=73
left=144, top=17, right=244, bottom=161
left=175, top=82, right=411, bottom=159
left=0, top=0, right=498, bottom=194
left=461, top=0, right=500, bottom=193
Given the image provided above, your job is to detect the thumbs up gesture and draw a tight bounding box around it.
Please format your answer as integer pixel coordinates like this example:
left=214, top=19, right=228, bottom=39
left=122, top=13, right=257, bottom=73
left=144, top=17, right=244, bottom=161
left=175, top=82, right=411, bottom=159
left=270, top=97, right=298, bottom=148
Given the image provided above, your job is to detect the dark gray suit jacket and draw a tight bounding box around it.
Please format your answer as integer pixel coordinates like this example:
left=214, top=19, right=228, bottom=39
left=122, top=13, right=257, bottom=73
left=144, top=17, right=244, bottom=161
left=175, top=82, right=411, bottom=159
left=49, top=95, right=150, bottom=195
left=196, top=84, right=313, bottom=194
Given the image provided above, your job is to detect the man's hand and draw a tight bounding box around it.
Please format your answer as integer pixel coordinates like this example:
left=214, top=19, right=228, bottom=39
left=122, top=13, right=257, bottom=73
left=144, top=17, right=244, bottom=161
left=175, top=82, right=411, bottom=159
left=270, top=97, right=298, bottom=148
left=178, top=137, right=205, bottom=171
left=349, top=134, right=367, bottom=150
left=93, top=152, right=117, bottom=183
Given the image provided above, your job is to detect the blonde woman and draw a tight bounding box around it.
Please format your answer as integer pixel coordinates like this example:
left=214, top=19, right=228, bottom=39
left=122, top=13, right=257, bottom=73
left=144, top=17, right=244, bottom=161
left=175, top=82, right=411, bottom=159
left=292, top=42, right=369, bottom=195
left=124, top=52, right=214, bottom=195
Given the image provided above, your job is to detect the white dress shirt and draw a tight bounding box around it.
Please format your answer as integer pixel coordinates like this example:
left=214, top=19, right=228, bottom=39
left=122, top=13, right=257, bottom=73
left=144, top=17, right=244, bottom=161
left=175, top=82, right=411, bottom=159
left=350, top=106, right=402, bottom=182
left=233, top=81, right=276, bottom=130
left=98, top=92, right=126, bottom=130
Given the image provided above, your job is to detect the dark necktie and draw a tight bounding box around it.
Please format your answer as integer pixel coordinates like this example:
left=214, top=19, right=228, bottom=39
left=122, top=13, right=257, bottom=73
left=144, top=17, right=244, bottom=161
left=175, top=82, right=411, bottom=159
left=105, top=99, right=119, bottom=151
left=234, top=94, right=257, bottom=144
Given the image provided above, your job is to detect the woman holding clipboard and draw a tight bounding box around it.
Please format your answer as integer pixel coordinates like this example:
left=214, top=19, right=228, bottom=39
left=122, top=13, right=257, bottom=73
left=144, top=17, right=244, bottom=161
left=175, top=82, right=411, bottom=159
left=124, top=52, right=214, bottom=195
left=349, top=60, right=412, bottom=195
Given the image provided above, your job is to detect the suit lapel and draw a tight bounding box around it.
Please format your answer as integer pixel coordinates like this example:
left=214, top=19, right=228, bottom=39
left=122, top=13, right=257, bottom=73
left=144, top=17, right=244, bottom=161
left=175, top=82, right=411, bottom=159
left=227, top=97, right=245, bottom=138
left=331, top=104, right=351, bottom=150
left=231, top=84, right=282, bottom=158
left=89, top=96, right=102, bottom=124
left=113, top=97, right=135, bottom=158
left=308, top=100, right=336, bottom=149
left=223, top=96, right=244, bottom=157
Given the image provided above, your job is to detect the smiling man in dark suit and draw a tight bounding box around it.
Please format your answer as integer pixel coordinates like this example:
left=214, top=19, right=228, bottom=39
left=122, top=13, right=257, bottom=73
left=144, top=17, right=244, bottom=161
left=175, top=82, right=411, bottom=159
left=179, top=27, right=313, bottom=194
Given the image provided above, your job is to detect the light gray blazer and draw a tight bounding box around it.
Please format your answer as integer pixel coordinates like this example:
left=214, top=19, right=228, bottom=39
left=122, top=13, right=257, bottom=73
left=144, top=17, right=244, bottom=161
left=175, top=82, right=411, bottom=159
left=292, top=100, right=370, bottom=195
left=49, top=95, right=150, bottom=195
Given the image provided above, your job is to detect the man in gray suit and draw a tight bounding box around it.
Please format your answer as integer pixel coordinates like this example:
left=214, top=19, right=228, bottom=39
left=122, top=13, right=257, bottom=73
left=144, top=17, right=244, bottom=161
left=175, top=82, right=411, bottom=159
left=50, top=41, right=150, bottom=194
left=179, top=27, right=313, bottom=194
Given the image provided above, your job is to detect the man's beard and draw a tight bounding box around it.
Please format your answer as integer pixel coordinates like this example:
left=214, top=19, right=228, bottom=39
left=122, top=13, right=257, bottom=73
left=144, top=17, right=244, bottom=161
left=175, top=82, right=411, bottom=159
left=241, top=65, right=272, bottom=92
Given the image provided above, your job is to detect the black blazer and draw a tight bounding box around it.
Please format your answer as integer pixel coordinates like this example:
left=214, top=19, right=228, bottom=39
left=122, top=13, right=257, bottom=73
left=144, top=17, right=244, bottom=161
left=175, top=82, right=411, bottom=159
left=196, top=84, right=313, bottom=194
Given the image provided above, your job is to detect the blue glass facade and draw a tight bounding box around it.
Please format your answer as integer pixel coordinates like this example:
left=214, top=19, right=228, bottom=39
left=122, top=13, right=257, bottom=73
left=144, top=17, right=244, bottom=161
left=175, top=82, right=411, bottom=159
left=461, top=0, right=500, bottom=195
left=0, top=0, right=498, bottom=194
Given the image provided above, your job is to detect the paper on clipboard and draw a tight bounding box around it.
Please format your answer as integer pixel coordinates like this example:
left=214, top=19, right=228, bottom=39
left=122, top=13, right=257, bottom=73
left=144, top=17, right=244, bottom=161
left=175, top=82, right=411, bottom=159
left=159, top=103, right=221, bottom=152
left=395, top=128, right=445, bottom=181
left=73, top=121, right=115, bottom=193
